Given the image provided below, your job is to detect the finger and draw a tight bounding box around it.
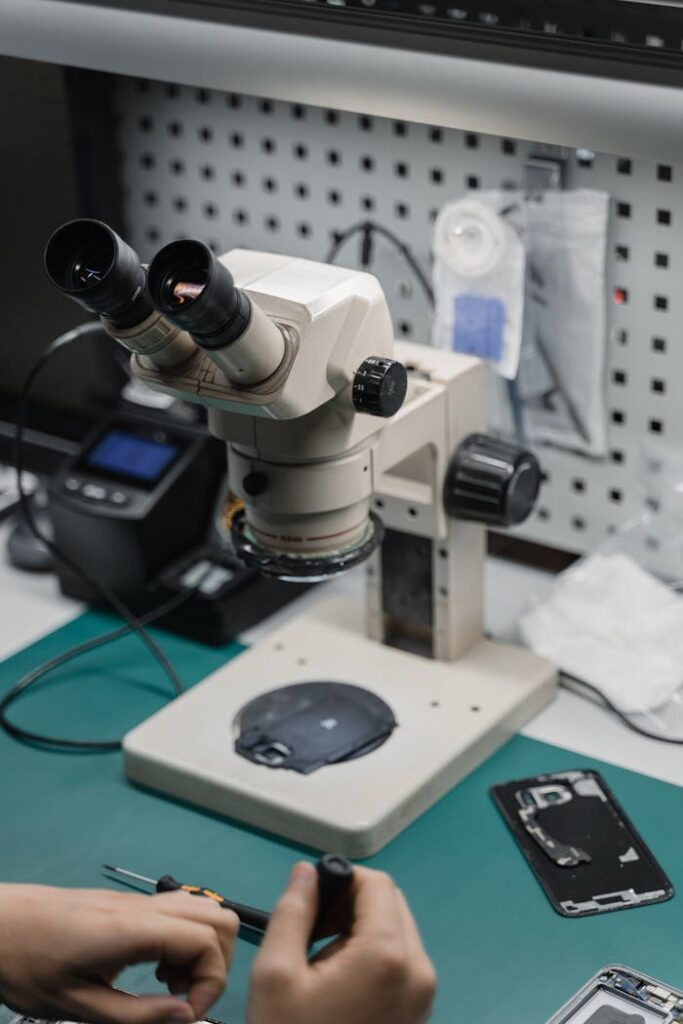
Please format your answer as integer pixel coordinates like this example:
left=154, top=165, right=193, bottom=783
left=350, top=868, right=404, bottom=945
left=151, top=892, right=239, bottom=964
left=132, top=917, right=228, bottom=1019
left=156, top=917, right=228, bottom=1019
left=62, top=985, right=194, bottom=1024
left=257, top=861, right=318, bottom=969
left=395, top=889, right=429, bottom=961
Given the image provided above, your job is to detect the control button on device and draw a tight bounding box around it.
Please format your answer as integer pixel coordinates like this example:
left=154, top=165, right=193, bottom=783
left=110, top=491, right=129, bottom=506
left=352, top=356, right=408, bottom=418
left=64, top=477, right=81, bottom=492
left=82, top=483, right=108, bottom=501
left=443, top=433, right=542, bottom=527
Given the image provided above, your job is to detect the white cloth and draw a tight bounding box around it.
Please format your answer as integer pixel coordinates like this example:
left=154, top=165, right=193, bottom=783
left=520, top=552, right=683, bottom=713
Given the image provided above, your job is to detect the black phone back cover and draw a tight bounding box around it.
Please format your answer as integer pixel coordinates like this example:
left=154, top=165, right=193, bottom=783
left=491, top=770, right=673, bottom=917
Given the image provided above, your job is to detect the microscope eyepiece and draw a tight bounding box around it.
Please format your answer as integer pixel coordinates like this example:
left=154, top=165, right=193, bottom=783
left=148, top=240, right=251, bottom=347
left=148, top=240, right=286, bottom=386
left=44, top=219, right=153, bottom=329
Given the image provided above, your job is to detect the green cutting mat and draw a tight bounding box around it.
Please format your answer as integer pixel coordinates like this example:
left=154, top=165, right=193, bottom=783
left=1, top=610, right=683, bottom=1024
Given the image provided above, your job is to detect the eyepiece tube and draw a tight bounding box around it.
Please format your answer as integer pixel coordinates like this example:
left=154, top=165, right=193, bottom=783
left=44, top=219, right=196, bottom=369
left=45, top=219, right=152, bottom=328
left=147, top=240, right=286, bottom=385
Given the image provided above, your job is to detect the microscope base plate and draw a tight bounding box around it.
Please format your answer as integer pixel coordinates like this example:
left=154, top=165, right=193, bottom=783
left=124, top=596, right=556, bottom=857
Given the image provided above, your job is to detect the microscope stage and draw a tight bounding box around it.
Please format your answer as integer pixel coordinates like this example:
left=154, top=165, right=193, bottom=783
left=124, top=597, right=555, bottom=857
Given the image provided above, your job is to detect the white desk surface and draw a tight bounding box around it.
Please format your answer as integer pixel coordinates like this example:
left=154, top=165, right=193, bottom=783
left=1, top=519, right=681, bottom=790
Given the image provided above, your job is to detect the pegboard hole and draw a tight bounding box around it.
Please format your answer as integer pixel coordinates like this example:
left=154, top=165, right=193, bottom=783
left=657, top=209, right=672, bottom=225
left=144, top=190, right=159, bottom=207
left=328, top=189, right=342, bottom=205
left=537, top=508, right=550, bottom=521
left=658, top=164, right=673, bottom=182
left=571, top=517, right=586, bottom=531
left=466, top=175, right=480, bottom=189
left=652, top=337, right=667, bottom=352
left=140, top=153, right=155, bottom=169
left=612, top=370, right=627, bottom=385
left=502, top=139, right=516, bottom=155
left=616, top=201, right=631, bottom=219
left=655, top=295, right=669, bottom=310
left=609, top=488, right=623, bottom=503
left=295, top=182, right=310, bottom=199
left=231, top=171, right=245, bottom=187
left=359, top=114, right=373, bottom=131
left=651, top=378, right=666, bottom=394
left=229, top=132, right=244, bottom=148
left=615, top=245, right=629, bottom=261
left=611, top=450, right=625, bottom=464
left=172, top=196, right=187, bottom=212
left=294, top=143, right=308, bottom=160
left=430, top=127, right=443, bottom=143
left=196, top=88, right=211, bottom=104
left=655, top=252, right=669, bottom=267
left=361, top=195, right=376, bottom=212
left=325, top=109, right=339, bottom=125
left=138, top=115, right=153, bottom=132
left=202, top=202, right=218, bottom=219
left=399, top=321, right=413, bottom=336
left=327, top=149, right=341, bottom=165
left=170, top=159, right=185, bottom=175
left=200, top=164, right=214, bottom=180
left=395, top=161, right=409, bottom=178
left=262, top=137, right=276, bottom=154
left=617, top=157, right=632, bottom=175
left=234, top=209, right=249, bottom=225
left=616, top=329, right=628, bottom=345
left=297, top=222, right=312, bottom=237
left=465, top=133, right=479, bottom=149
left=396, top=202, right=409, bottom=219
left=291, top=103, right=306, bottom=119
left=431, top=168, right=444, bottom=184
left=361, top=155, right=376, bottom=172
left=263, top=177, right=277, bottom=193
left=572, top=479, right=586, bottom=493
left=612, top=410, right=625, bottom=425
left=227, top=93, right=242, bottom=108
left=649, top=419, right=664, bottom=433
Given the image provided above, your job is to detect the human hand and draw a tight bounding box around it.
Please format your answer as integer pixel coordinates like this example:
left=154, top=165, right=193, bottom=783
left=0, top=884, right=238, bottom=1024
left=247, top=863, right=436, bottom=1024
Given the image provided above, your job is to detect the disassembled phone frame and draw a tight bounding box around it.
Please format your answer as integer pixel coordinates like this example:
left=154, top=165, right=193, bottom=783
left=548, top=966, right=683, bottom=1023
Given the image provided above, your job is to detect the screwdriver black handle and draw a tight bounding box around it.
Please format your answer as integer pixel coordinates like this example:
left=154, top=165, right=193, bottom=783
left=312, top=854, right=354, bottom=943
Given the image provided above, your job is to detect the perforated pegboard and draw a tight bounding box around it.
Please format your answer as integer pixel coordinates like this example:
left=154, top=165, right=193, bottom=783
left=112, top=74, right=682, bottom=558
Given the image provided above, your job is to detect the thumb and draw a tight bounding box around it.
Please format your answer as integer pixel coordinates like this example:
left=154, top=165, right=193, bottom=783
left=258, top=861, right=318, bottom=967
left=64, top=985, right=195, bottom=1024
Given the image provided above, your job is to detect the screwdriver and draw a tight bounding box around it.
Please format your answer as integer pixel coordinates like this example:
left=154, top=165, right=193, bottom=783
left=104, top=853, right=354, bottom=947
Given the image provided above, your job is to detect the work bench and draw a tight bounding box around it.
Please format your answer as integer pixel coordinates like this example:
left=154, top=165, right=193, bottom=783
left=2, top=528, right=682, bottom=1023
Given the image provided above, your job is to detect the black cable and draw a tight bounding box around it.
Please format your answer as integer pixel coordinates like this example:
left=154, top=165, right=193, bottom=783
left=0, top=320, right=204, bottom=751
left=326, top=220, right=435, bottom=308
left=559, top=672, right=683, bottom=746
left=0, top=587, right=197, bottom=751
left=14, top=322, right=184, bottom=697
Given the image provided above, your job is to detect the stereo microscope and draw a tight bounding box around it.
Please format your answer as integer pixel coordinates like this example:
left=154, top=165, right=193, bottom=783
left=45, top=219, right=555, bottom=857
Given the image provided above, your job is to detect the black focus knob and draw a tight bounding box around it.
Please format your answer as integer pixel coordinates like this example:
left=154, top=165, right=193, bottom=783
left=444, top=433, right=542, bottom=527
left=353, top=357, right=408, bottom=418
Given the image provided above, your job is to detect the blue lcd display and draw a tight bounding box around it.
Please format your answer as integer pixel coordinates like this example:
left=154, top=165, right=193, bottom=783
left=86, top=430, right=179, bottom=483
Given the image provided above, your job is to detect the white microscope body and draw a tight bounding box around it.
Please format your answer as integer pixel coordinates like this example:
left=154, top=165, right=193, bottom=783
left=44, top=221, right=555, bottom=857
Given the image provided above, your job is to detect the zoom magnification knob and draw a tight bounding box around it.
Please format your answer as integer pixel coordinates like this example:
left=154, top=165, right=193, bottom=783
left=444, top=434, right=542, bottom=527
left=352, top=357, right=408, bottom=418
